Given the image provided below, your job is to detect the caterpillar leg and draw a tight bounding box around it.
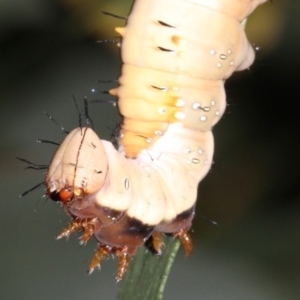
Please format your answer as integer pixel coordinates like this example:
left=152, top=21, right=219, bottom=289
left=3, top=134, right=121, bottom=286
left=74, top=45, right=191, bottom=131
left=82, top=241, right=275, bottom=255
left=88, top=244, right=111, bottom=274
left=88, top=244, right=131, bottom=282
left=114, top=246, right=130, bottom=282
left=174, top=229, right=193, bottom=257
left=79, top=218, right=96, bottom=245
left=56, top=218, right=82, bottom=239
left=56, top=217, right=96, bottom=245
left=151, top=231, right=164, bottom=255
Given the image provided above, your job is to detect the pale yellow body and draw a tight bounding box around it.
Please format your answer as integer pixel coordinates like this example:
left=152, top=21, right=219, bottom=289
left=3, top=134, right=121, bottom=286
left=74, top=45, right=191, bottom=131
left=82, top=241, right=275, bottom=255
left=47, top=0, right=267, bottom=226
left=90, top=124, right=213, bottom=225
left=94, top=0, right=267, bottom=224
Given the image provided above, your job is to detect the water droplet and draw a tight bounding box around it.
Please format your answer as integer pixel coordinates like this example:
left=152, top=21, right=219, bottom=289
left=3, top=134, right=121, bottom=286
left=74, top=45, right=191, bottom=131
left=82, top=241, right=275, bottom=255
left=176, top=99, right=185, bottom=107
left=192, top=102, right=201, bottom=110
left=175, top=112, right=185, bottom=120
left=146, top=137, right=152, bottom=143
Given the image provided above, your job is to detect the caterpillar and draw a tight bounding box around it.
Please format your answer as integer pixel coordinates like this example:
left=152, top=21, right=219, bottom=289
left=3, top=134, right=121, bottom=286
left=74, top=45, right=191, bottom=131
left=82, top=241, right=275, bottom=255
left=44, top=0, right=267, bottom=281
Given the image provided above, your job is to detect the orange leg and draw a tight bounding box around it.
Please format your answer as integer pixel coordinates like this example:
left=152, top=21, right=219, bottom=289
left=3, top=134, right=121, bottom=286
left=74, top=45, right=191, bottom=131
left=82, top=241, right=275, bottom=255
left=88, top=244, right=111, bottom=274
left=56, top=217, right=96, bottom=244
left=114, top=246, right=130, bottom=282
left=151, top=231, right=164, bottom=255
left=174, top=229, right=193, bottom=257
left=56, top=218, right=81, bottom=239
left=79, top=218, right=96, bottom=245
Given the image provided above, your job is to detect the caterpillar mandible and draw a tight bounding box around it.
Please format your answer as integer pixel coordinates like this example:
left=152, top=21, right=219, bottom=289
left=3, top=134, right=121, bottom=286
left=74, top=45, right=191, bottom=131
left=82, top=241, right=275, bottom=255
left=44, top=0, right=267, bottom=281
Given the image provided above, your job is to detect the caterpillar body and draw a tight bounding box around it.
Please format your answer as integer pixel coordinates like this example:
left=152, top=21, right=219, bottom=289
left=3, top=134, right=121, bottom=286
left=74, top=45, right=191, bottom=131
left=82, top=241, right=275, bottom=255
left=45, top=0, right=267, bottom=281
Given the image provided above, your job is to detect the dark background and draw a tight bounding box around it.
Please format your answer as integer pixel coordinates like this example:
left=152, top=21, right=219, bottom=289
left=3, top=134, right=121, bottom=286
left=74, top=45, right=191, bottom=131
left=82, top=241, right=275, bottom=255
left=1, top=0, right=299, bottom=299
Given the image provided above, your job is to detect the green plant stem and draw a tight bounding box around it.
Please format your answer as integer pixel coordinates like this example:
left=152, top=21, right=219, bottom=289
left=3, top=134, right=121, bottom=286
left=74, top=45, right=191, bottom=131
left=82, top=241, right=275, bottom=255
left=116, top=236, right=180, bottom=300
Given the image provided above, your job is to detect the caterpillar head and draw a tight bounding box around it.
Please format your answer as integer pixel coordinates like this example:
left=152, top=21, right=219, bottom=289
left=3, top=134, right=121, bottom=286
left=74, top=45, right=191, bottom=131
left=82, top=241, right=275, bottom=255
left=46, top=127, right=108, bottom=203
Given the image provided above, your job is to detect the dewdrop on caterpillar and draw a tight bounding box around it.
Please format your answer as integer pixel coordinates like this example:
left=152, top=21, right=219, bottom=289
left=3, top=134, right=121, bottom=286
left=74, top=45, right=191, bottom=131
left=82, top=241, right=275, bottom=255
left=37, top=0, right=268, bottom=281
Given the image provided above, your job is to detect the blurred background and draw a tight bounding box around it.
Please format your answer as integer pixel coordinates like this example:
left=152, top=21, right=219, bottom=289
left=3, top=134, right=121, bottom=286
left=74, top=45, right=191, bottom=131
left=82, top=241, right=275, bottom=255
left=0, top=0, right=299, bottom=299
